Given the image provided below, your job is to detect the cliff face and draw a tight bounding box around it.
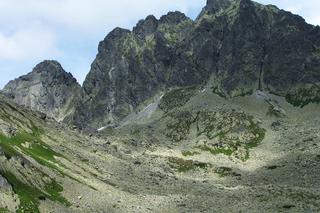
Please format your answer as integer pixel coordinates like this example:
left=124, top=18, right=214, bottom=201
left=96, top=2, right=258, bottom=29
left=71, top=0, right=320, bottom=128
left=75, top=12, right=201, bottom=128
left=2, top=60, right=81, bottom=122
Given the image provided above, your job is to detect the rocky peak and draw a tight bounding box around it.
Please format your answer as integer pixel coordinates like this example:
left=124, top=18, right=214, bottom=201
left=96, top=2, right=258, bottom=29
left=2, top=61, right=81, bottom=122
left=103, top=27, right=130, bottom=43
left=133, top=15, right=159, bottom=38
left=159, top=11, right=189, bottom=24
left=33, top=60, right=63, bottom=73
left=198, top=0, right=234, bottom=17
left=239, top=0, right=254, bottom=9
left=31, top=60, right=78, bottom=86
left=96, top=27, right=131, bottom=57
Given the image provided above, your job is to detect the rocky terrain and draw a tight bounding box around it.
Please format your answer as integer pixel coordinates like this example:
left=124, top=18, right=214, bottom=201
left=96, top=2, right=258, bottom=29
left=0, top=87, right=320, bottom=212
left=0, top=0, right=320, bottom=212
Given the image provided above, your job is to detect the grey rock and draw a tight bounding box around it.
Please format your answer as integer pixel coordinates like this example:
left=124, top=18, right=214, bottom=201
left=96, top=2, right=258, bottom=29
left=133, top=15, right=159, bottom=39
left=0, top=175, right=12, bottom=192
left=2, top=60, right=81, bottom=122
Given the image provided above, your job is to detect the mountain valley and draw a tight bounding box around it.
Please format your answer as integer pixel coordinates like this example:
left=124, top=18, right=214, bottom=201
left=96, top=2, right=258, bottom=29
left=0, top=0, right=320, bottom=212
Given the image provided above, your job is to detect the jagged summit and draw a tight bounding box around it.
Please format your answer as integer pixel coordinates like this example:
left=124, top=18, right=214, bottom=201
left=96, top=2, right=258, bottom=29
left=2, top=60, right=81, bottom=121
left=30, top=60, right=79, bottom=86
left=198, top=0, right=234, bottom=17
left=133, top=15, right=158, bottom=38
left=33, top=60, right=64, bottom=72
left=159, top=11, right=190, bottom=24
left=70, top=0, right=320, bottom=128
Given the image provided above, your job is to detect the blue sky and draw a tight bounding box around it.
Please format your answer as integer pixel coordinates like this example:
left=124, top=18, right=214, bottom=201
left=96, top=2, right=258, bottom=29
left=0, top=0, right=319, bottom=89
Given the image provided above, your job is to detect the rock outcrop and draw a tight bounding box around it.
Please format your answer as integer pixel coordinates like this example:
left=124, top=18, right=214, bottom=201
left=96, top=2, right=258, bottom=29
left=2, top=60, right=81, bottom=122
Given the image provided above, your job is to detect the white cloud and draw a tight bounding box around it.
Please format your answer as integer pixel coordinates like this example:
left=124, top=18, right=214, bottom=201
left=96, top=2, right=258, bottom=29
left=0, top=0, right=204, bottom=34
left=0, top=0, right=204, bottom=61
left=0, top=27, right=60, bottom=61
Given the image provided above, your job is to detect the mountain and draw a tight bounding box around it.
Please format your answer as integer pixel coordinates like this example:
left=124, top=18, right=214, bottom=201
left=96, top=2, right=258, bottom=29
left=2, top=60, right=81, bottom=122
left=3, top=0, right=320, bottom=129
left=69, top=0, right=320, bottom=129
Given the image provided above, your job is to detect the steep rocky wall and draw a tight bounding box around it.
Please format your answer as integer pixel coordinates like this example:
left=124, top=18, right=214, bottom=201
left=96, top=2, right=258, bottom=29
left=73, top=0, right=320, bottom=128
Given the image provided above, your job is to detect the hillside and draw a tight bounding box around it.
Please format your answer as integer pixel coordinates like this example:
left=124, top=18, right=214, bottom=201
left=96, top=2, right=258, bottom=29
left=1, top=87, right=320, bottom=212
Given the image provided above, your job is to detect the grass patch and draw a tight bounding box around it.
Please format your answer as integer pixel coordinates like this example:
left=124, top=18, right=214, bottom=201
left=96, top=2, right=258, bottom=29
left=0, top=208, right=10, bottom=213
left=0, top=130, right=88, bottom=187
left=211, top=86, right=225, bottom=97
left=245, top=121, right=266, bottom=149
left=166, top=111, right=195, bottom=142
left=196, top=145, right=234, bottom=156
left=0, top=171, right=69, bottom=213
left=0, top=127, right=70, bottom=212
left=286, top=86, right=320, bottom=107
left=166, top=110, right=265, bottom=161
left=0, top=131, right=62, bottom=171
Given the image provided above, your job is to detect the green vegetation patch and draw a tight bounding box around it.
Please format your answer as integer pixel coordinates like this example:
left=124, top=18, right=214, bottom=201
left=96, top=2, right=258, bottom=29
left=167, top=157, right=210, bottom=172
left=159, top=86, right=197, bottom=113
left=158, top=19, right=193, bottom=46
left=0, top=171, right=69, bottom=213
left=0, top=208, right=10, bottom=213
left=0, top=130, right=62, bottom=171
left=0, top=127, right=70, bottom=212
left=166, top=110, right=265, bottom=161
left=165, top=111, right=196, bottom=142
left=286, top=85, right=320, bottom=107
left=121, top=33, right=156, bottom=64
left=196, top=145, right=234, bottom=156
left=211, top=86, right=225, bottom=97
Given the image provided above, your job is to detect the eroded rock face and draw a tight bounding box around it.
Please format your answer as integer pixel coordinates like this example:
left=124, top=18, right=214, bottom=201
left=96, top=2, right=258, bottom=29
left=2, top=60, right=81, bottom=122
left=73, top=12, right=200, bottom=128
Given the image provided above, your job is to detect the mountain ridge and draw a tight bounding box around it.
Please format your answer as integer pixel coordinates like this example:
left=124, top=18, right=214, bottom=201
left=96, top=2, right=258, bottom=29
left=2, top=0, right=320, bottom=129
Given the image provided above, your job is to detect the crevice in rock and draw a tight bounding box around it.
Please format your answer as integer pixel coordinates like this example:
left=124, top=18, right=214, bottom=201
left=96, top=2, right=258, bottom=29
left=258, top=44, right=266, bottom=91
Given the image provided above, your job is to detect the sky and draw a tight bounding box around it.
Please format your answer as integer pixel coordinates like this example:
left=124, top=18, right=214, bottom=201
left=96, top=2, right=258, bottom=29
left=0, top=0, right=319, bottom=89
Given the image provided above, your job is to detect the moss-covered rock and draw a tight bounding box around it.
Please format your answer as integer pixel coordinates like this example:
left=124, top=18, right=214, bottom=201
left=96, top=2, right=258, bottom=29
left=165, top=110, right=265, bottom=161
left=286, top=85, right=320, bottom=107
left=159, top=87, right=197, bottom=113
